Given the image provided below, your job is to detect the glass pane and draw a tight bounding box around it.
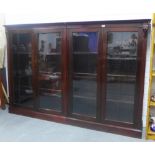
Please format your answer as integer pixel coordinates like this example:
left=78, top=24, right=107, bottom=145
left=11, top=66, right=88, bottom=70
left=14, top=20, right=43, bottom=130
left=105, top=32, right=138, bottom=123
left=12, top=33, right=33, bottom=108
left=72, top=32, right=98, bottom=117
left=38, top=32, right=62, bottom=111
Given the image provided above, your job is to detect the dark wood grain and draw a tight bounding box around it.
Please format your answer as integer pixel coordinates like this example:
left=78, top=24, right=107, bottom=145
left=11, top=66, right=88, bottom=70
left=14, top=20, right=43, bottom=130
left=5, top=19, right=150, bottom=30
left=9, top=105, right=142, bottom=138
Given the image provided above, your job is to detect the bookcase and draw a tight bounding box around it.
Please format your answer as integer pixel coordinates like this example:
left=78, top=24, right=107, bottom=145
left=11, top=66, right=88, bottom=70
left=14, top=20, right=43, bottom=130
left=6, top=20, right=149, bottom=138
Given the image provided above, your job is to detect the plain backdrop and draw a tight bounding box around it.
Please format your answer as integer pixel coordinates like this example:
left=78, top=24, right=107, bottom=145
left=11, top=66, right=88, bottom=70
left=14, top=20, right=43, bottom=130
left=0, top=0, right=154, bottom=24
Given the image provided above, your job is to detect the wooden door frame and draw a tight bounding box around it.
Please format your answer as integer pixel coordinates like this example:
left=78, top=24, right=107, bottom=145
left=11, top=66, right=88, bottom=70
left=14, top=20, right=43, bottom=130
left=67, top=27, right=102, bottom=122
left=7, top=30, right=35, bottom=109
left=33, top=27, right=67, bottom=115
left=101, top=25, right=148, bottom=129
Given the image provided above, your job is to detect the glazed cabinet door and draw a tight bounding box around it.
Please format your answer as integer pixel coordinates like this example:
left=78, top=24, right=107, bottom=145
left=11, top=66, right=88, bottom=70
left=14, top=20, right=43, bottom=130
left=68, top=27, right=102, bottom=120
left=34, top=28, right=66, bottom=114
left=9, top=31, right=34, bottom=108
left=102, top=26, right=144, bottom=128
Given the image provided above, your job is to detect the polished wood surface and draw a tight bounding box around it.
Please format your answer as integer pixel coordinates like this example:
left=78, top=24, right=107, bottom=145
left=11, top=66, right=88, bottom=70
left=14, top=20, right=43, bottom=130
left=9, top=105, right=142, bottom=138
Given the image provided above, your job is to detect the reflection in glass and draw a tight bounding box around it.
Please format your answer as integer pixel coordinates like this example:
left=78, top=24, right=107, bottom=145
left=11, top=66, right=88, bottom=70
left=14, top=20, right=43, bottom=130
left=38, top=32, right=62, bottom=111
left=72, top=32, right=98, bottom=117
left=12, top=33, right=33, bottom=108
left=105, top=32, right=138, bottom=123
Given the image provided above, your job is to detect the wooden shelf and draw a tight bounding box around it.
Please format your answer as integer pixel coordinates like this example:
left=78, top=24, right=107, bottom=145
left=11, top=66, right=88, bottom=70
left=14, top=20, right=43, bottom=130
left=152, top=72, right=155, bottom=76
left=107, top=57, right=136, bottom=60
left=107, top=98, right=133, bottom=104
left=73, top=73, right=96, bottom=80
left=74, top=73, right=96, bottom=76
left=107, top=74, right=136, bottom=78
left=39, top=52, right=60, bottom=55
left=39, top=71, right=61, bottom=75
left=150, top=101, right=155, bottom=106
left=73, top=52, right=97, bottom=55
left=73, top=73, right=96, bottom=79
left=73, top=95, right=96, bottom=100
left=39, top=88, right=61, bottom=93
left=39, top=74, right=60, bottom=81
left=40, top=92, right=61, bottom=98
left=148, top=128, right=155, bottom=135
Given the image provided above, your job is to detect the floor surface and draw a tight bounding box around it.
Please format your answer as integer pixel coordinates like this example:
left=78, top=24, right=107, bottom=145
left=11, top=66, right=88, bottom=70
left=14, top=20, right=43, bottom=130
left=0, top=107, right=149, bottom=142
